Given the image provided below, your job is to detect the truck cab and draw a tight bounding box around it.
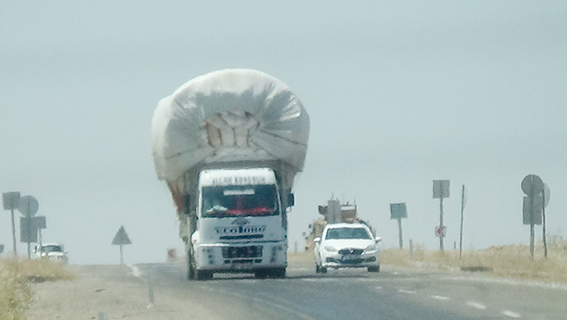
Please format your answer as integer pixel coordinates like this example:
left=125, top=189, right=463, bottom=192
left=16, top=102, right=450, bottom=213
left=188, top=167, right=287, bottom=280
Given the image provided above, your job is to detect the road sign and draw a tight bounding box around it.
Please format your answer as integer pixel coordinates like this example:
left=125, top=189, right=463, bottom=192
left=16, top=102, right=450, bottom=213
left=18, top=195, right=39, bottom=217
left=435, top=226, right=447, bottom=238
left=521, top=174, right=544, bottom=196
left=390, top=203, right=408, bottom=219
left=20, top=217, right=38, bottom=243
left=433, top=180, right=450, bottom=199
left=112, top=226, right=132, bottom=245
left=2, top=192, right=20, bottom=210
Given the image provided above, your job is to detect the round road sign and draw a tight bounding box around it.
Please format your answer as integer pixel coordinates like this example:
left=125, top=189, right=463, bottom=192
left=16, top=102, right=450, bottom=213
left=521, top=174, right=544, bottom=196
left=18, top=195, right=39, bottom=217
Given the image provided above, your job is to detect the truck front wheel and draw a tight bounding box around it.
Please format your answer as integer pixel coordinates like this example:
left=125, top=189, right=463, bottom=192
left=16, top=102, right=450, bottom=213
left=187, top=251, right=196, bottom=280
left=269, top=267, right=286, bottom=278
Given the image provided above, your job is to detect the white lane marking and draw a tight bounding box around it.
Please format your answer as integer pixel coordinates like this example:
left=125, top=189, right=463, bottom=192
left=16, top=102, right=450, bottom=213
left=398, top=289, right=416, bottom=294
left=431, top=295, right=450, bottom=301
left=502, top=310, right=522, bottom=318
left=127, top=264, right=142, bottom=277
left=250, top=296, right=316, bottom=320
left=375, top=286, right=382, bottom=290
left=301, top=278, right=337, bottom=282
left=466, top=301, right=487, bottom=310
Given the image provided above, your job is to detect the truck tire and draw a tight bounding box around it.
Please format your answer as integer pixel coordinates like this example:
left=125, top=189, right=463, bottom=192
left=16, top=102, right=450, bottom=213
left=187, top=251, right=196, bottom=280
left=320, top=266, right=327, bottom=274
left=269, top=267, right=286, bottom=278
left=254, top=269, right=268, bottom=279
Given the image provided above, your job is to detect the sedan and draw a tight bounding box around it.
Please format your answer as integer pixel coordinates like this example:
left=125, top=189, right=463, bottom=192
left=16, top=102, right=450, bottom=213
left=314, top=223, right=381, bottom=273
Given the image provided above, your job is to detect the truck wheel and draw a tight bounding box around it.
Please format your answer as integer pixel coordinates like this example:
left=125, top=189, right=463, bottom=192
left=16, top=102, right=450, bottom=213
left=320, top=266, right=327, bottom=274
left=254, top=269, right=268, bottom=279
left=269, top=267, right=286, bottom=278
left=187, top=252, right=196, bottom=280
left=315, top=264, right=320, bottom=273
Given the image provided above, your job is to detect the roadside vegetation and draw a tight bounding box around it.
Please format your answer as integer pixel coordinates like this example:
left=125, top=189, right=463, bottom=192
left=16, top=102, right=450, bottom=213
left=0, top=257, right=75, bottom=320
left=381, top=235, right=567, bottom=283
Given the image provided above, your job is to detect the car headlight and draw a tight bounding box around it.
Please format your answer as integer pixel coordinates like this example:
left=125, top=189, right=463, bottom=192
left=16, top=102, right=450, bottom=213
left=324, top=246, right=337, bottom=252
left=365, top=244, right=377, bottom=252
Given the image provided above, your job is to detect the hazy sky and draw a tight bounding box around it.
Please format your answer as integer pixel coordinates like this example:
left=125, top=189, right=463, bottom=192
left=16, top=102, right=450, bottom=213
left=2, top=1, right=566, bottom=265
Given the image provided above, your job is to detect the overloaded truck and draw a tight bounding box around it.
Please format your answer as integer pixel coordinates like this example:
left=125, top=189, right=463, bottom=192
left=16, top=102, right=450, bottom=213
left=152, top=69, right=310, bottom=280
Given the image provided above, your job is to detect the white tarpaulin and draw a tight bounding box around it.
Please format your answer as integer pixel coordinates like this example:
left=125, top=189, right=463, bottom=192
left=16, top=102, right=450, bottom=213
left=152, top=69, right=310, bottom=185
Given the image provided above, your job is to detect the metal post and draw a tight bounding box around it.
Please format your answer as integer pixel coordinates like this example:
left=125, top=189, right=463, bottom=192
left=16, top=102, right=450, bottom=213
left=120, top=244, right=124, bottom=264
left=459, top=185, right=465, bottom=260
left=529, top=189, right=535, bottom=260
left=542, top=189, right=547, bottom=258
left=10, top=208, right=17, bottom=254
left=439, top=197, right=444, bottom=251
left=397, top=218, right=403, bottom=249
left=27, top=217, right=32, bottom=259
left=409, top=239, right=413, bottom=259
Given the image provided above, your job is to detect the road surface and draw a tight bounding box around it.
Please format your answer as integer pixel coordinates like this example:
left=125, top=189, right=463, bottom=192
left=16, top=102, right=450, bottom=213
left=27, top=258, right=567, bottom=319
left=135, top=259, right=567, bottom=320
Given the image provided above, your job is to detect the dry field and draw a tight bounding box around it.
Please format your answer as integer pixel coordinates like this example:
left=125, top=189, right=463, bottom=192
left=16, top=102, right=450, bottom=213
left=0, top=257, right=74, bottom=320
left=381, top=235, right=567, bottom=283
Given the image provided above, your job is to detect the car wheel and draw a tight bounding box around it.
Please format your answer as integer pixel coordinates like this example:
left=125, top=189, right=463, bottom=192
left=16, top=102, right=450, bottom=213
left=367, top=265, right=380, bottom=273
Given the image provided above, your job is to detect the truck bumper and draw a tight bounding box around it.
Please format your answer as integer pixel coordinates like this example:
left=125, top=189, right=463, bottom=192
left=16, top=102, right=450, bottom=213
left=194, top=241, right=287, bottom=272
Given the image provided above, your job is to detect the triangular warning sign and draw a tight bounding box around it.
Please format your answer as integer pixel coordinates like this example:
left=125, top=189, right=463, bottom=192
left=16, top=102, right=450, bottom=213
left=111, top=226, right=131, bottom=245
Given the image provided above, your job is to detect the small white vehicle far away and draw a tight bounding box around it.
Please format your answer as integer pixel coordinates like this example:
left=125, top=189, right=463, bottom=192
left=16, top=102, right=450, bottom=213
left=314, top=223, right=382, bottom=273
left=33, top=243, right=68, bottom=264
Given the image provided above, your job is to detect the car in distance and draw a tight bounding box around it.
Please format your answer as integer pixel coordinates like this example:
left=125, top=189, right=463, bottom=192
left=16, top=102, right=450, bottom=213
left=33, top=243, right=68, bottom=264
left=314, top=223, right=381, bottom=273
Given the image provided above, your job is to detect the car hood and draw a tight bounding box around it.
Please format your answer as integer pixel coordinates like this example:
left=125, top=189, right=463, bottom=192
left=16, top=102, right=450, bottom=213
left=322, top=239, right=375, bottom=250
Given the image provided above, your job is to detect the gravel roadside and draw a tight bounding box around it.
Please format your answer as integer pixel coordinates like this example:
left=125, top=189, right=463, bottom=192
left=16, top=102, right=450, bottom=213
left=25, top=263, right=220, bottom=320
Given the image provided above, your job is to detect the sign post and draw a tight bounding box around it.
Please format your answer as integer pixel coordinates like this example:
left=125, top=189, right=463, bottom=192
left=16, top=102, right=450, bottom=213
left=433, top=180, right=450, bottom=251
left=112, top=226, right=132, bottom=264
left=390, top=203, right=408, bottom=248
left=542, top=184, right=550, bottom=258
left=521, top=174, right=544, bottom=260
left=3, top=192, right=21, bottom=254
left=459, top=185, right=467, bottom=260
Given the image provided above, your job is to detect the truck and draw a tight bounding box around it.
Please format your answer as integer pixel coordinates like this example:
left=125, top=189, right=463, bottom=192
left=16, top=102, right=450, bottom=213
left=152, top=69, right=310, bottom=280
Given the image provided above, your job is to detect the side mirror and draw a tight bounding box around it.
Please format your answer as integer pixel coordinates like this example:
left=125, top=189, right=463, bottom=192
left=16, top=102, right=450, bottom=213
left=313, top=237, right=321, bottom=243
left=375, top=237, right=382, bottom=243
left=288, top=193, right=295, bottom=207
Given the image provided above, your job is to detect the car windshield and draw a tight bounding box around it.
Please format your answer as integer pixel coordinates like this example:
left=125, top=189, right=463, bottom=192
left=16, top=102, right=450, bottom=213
left=325, top=227, right=371, bottom=240
left=201, top=184, right=279, bottom=217
left=41, top=245, right=62, bottom=253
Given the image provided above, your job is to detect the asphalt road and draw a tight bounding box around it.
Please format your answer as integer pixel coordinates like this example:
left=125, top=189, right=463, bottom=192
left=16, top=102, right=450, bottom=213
left=132, top=260, right=567, bottom=320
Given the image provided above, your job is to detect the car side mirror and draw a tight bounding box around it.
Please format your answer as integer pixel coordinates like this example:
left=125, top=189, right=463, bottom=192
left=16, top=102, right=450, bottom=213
left=375, top=237, right=382, bottom=243
left=313, top=237, right=321, bottom=243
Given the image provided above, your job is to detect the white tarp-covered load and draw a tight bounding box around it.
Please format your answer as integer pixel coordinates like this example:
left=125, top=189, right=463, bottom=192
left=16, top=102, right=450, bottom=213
left=152, top=69, right=310, bottom=209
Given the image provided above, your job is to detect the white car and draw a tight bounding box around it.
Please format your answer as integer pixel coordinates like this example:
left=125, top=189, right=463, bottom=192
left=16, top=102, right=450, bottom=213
left=314, top=223, right=381, bottom=273
left=33, top=243, right=68, bottom=264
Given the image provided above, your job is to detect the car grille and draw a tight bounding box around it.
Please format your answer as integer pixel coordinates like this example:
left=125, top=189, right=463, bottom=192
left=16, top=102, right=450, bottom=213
left=338, top=248, right=363, bottom=255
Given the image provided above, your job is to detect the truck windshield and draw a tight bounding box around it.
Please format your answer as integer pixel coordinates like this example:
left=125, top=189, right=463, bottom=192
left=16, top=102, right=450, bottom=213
left=201, top=185, right=279, bottom=217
